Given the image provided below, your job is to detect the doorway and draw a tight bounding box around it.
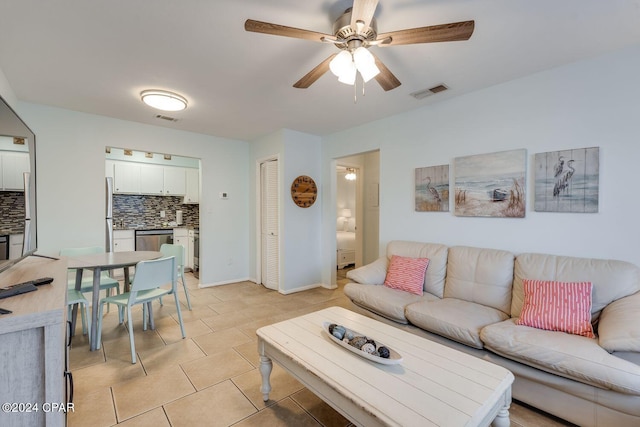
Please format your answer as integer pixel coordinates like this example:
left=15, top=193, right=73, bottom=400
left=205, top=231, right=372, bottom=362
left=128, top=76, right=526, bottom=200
left=336, top=165, right=359, bottom=271
left=335, top=150, right=379, bottom=275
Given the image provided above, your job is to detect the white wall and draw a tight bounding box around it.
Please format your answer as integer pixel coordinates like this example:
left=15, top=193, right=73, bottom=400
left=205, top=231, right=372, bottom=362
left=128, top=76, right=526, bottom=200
left=322, top=45, right=640, bottom=268
left=15, top=102, right=250, bottom=285
left=0, top=68, right=17, bottom=108
left=249, top=129, right=324, bottom=293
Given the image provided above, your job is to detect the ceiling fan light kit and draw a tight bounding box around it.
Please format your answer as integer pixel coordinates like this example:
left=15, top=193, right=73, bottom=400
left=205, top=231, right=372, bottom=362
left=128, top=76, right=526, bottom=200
left=244, top=0, right=474, bottom=95
left=140, top=90, right=188, bottom=112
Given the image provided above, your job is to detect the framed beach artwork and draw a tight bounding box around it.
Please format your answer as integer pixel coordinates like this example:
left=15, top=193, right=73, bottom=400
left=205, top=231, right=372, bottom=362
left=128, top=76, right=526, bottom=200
left=415, top=164, right=449, bottom=212
left=534, top=147, right=599, bottom=213
left=454, top=149, right=526, bottom=218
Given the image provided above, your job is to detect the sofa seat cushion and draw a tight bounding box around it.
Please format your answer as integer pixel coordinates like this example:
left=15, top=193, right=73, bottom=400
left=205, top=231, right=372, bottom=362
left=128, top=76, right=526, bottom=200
left=405, top=298, right=509, bottom=349
left=344, top=283, right=437, bottom=324
left=481, top=319, right=640, bottom=395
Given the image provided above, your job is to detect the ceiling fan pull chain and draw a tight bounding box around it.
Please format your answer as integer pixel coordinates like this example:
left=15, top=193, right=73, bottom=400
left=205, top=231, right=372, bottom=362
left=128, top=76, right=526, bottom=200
left=354, top=78, right=357, bottom=104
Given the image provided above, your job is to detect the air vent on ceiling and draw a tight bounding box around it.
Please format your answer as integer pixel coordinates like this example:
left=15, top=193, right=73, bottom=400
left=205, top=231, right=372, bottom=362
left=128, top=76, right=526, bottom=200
left=155, top=114, right=178, bottom=122
left=410, top=84, right=449, bottom=100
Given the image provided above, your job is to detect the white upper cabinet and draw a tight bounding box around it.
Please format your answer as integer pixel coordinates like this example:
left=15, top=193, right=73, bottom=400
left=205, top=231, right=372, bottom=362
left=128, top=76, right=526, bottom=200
left=113, top=162, right=140, bottom=194
left=183, top=168, right=199, bottom=203
left=112, top=160, right=188, bottom=196
left=163, top=166, right=186, bottom=196
left=140, top=164, right=164, bottom=195
left=1, top=152, right=30, bottom=191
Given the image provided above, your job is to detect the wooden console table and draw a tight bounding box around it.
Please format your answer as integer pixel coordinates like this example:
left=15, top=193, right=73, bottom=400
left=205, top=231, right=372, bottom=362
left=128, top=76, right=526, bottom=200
left=0, top=256, right=68, bottom=427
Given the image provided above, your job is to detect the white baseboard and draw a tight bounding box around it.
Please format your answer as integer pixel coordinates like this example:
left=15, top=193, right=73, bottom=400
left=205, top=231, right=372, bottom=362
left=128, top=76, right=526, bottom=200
left=198, top=277, right=255, bottom=288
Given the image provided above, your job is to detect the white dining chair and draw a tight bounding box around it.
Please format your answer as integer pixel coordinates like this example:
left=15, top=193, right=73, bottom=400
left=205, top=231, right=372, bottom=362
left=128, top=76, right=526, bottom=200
left=160, top=243, right=192, bottom=310
left=95, top=256, right=186, bottom=363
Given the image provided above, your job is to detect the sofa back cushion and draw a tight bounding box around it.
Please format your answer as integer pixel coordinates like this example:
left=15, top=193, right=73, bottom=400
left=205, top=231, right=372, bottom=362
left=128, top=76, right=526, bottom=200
left=444, top=246, right=515, bottom=315
left=386, top=241, right=448, bottom=298
left=512, top=253, right=640, bottom=320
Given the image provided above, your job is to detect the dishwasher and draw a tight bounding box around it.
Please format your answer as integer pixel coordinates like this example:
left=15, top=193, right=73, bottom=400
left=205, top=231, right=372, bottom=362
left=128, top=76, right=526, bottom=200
left=135, top=229, right=173, bottom=251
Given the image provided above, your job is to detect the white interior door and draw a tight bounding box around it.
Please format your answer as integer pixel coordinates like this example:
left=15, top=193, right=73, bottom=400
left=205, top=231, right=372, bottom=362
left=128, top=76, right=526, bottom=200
left=260, top=159, right=279, bottom=290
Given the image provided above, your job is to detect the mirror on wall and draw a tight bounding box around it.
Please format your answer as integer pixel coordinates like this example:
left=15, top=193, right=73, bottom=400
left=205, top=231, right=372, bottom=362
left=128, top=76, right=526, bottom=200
left=0, top=95, right=37, bottom=272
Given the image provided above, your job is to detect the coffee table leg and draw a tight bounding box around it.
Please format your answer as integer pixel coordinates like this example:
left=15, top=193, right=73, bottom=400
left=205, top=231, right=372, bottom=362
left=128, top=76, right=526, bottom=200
left=492, top=404, right=510, bottom=427
left=258, top=340, right=272, bottom=401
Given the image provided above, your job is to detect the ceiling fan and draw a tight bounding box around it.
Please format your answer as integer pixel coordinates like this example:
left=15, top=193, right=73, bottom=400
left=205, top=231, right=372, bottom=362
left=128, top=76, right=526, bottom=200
left=244, top=0, right=474, bottom=92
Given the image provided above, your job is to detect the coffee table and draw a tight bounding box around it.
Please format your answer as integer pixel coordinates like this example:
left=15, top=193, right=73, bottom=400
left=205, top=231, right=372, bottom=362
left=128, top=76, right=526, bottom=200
left=257, top=306, right=513, bottom=427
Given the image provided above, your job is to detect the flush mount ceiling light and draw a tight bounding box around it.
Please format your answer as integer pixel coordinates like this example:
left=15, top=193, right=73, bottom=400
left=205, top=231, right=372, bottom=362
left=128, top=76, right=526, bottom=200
left=140, top=90, right=187, bottom=111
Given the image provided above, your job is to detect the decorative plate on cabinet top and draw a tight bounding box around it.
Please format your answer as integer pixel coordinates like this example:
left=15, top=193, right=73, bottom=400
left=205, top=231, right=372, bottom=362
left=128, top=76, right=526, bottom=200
left=322, top=321, right=403, bottom=365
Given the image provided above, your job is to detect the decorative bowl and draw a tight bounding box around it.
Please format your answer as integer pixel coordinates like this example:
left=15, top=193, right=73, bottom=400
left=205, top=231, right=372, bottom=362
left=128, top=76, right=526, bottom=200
left=322, top=321, right=403, bottom=365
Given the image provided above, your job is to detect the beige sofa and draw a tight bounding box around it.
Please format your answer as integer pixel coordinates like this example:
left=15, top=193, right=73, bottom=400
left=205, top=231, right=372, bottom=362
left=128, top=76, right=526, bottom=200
left=344, top=241, right=640, bottom=427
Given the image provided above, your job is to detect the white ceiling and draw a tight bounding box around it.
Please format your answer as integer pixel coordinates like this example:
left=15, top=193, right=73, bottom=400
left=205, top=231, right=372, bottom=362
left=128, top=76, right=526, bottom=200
left=1, top=0, right=639, bottom=141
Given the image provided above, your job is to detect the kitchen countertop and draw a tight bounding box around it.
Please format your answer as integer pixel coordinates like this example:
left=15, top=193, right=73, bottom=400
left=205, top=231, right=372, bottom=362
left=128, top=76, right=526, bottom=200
left=113, top=224, right=198, bottom=231
left=0, top=228, right=24, bottom=235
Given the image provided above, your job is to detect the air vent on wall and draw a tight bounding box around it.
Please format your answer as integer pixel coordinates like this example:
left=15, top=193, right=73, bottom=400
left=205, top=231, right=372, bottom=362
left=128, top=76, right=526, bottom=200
left=410, top=84, right=449, bottom=100
left=155, top=114, right=179, bottom=122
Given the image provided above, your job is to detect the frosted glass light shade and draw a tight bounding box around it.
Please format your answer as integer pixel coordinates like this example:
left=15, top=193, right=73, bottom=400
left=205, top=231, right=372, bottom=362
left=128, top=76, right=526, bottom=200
left=341, top=208, right=352, bottom=218
left=353, top=47, right=380, bottom=82
left=141, top=90, right=187, bottom=111
left=337, top=61, right=357, bottom=85
left=330, top=51, right=353, bottom=77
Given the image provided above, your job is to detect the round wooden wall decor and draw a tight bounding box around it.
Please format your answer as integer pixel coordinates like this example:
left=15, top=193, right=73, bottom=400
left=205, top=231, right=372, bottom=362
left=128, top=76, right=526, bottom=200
left=290, top=175, right=318, bottom=208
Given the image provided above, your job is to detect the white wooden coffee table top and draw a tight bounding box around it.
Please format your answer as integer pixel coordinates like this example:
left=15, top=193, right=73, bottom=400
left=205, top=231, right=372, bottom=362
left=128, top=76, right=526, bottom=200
left=257, top=306, right=514, bottom=427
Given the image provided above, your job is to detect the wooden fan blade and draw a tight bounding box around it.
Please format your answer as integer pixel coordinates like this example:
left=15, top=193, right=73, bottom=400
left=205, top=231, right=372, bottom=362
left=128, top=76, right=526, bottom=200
left=293, top=54, right=337, bottom=89
left=350, top=0, right=379, bottom=33
left=244, top=19, right=333, bottom=43
left=378, top=20, right=475, bottom=46
left=372, top=54, right=401, bottom=91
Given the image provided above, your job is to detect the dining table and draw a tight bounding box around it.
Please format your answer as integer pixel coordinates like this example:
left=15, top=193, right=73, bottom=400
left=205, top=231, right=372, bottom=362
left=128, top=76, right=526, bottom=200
left=66, top=250, right=162, bottom=350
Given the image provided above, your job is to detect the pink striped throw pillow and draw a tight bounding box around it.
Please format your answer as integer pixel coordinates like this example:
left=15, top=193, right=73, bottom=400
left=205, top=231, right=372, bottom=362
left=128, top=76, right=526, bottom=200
left=383, top=255, right=430, bottom=295
left=517, top=279, right=595, bottom=338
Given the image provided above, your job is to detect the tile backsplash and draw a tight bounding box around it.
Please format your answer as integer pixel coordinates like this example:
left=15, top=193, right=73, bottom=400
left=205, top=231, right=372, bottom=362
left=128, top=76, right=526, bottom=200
left=0, top=191, right=26, bottom=234
left=113, top=195, right=199, bottom=229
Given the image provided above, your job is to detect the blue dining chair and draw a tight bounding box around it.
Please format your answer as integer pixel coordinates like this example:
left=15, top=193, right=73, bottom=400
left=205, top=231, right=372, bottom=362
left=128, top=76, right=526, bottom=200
left=60, top=246, right=121, bottom=301
left=160, top=243, right=192, bottom=310
left=95, top=256, right=186, bottom=364
left=67, top=288, right=91, bottom=339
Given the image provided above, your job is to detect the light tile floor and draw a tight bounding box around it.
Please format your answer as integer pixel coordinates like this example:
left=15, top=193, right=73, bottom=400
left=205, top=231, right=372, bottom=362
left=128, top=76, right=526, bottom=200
left=68, top=269, right=574, bottom=426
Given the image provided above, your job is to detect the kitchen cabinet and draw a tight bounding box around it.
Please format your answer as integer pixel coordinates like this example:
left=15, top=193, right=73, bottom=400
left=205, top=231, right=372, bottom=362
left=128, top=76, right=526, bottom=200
left=183, top=168, right=199, bottom=203
left=114, top=229, right=135, bottom=252
left=113, top=162, right=140, bottom=194
left=112, top=160, right=186, bottom=196
left=163, top=166, right=186, bottom=196
left=1, top=151, right=30, bottom=191
left=9, top=233, right=23, bottom=259
left=173, top=228, right=189, bottom=270
left=140, top=164, right=164, bottom=195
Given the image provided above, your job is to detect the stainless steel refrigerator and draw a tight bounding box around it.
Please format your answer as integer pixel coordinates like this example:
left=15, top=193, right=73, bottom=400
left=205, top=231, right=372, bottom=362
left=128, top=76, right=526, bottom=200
left=105, top=177, right=114, bottom=252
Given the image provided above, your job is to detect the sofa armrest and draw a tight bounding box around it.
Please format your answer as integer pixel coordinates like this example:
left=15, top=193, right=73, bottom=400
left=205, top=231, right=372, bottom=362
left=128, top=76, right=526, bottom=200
left=598, top=291, right=640, bottom=352
left=346, top=256, right=388, bottom=285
